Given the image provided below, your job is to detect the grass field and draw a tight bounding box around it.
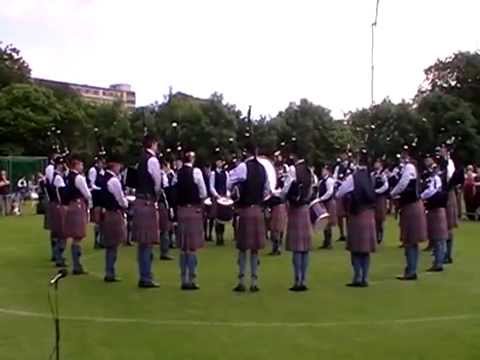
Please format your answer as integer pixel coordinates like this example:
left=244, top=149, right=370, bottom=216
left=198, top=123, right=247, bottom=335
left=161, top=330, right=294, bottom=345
left=1, top=212, right=480, bottom=360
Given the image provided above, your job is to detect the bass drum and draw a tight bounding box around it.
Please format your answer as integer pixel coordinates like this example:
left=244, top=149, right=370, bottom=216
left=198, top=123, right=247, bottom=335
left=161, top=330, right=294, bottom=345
left=257, top=156, right=277, bottom=192
left=309, top=199, right=330, bottom=232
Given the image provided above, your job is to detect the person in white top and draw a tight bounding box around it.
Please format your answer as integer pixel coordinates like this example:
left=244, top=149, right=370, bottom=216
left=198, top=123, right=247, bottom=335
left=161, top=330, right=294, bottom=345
left=208, top=156, right=230, bottom=245
left=101, top=156, right=129, bottom=282
left=88, top=157, right=106, bottom=249
left=318, top=165, right=337, bottom=249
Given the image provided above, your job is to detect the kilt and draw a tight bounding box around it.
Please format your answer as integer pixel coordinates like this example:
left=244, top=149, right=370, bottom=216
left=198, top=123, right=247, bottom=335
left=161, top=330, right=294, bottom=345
left=236, top=206, right=266, bottom=251
left=65, top=200, right=88, bottom=240
left=323, top=198, right=337, bottom=227
left=446, top=190, right=458, bottom=230
left=399, top=200, right=427, bottom=245
left=90, top=207, right=104, bottom=224
left=132, top=199, right=159, bottom=245
left=176, top=206, right=204, bottom=251
left=336, top=198, right=347, bottom=218
left=286, top=205, right=312, bottom=252
left=102, top=210, right=127, bottom=248
left=158, top=204, right=172, bottom=233
left=269, top=204, right=287, bottom=234
left=50, top=203, right=67, bottom=239
left=375, top=195, right=387, bottom=224
left=346, top=208, right=376, bottom=253
left=426, top=207, right=448, bottom=242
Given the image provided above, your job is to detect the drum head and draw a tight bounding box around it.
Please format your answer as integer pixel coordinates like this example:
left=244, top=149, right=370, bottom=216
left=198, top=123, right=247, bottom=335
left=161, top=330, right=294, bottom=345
left=217, top=197, right=234, bottom=206
left=126, top=195, right=136, bottom=203
left=204, top=198, right=213, bottom=206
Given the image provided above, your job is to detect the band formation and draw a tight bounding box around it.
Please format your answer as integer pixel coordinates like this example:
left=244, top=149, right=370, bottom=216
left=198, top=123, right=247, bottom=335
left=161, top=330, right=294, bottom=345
left=41, top=135, right=463, bottom=291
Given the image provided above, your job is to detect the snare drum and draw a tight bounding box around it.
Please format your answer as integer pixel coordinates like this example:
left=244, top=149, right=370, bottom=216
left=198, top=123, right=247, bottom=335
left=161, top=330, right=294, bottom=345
left=216, top=197, right=234, bottom=223
left=309, top=199, right=330, bottom=231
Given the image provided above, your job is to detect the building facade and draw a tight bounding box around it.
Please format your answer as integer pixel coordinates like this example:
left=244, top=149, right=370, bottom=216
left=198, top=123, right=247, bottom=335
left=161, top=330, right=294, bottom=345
left=34, top=78, right=136, bottom=110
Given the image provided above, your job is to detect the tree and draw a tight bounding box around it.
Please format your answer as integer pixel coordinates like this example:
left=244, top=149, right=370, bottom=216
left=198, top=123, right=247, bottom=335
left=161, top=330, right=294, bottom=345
left=0, top=42, right=31, bottom=89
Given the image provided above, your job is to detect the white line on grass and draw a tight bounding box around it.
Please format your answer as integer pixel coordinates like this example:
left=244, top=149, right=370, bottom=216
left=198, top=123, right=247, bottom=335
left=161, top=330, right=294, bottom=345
left=0, top=308, right=478, bottom=328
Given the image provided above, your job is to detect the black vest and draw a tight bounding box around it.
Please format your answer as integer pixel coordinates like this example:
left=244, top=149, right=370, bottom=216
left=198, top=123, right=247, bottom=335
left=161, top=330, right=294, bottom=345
left=65, top=171, right=83, bottom=203
left=176, top=165, right=201, bottom=206
left=372, top=171, right=388, bottom=195
left=349, top=169, right=376, bottom=215
left=102, top=172, right=123, bottom=211
left=136, top=150, right=156, bottom=197
left=287, top=162, right=312, bottom=207
left=214, top=170, right=227, bottom=196
left=317, top=176, right=333, bottom=201
left=398, top=165, right=419, bottom=207
left=238, top=159, right=267, bottom=207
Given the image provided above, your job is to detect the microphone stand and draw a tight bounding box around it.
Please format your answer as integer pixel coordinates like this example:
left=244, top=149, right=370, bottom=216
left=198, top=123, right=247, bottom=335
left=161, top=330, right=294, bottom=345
left=49, top=278, right=62, bottom=360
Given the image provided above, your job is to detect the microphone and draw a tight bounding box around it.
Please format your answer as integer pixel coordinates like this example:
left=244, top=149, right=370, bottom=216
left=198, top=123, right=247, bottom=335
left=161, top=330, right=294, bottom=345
left=49, top=269, right=68, bottom=286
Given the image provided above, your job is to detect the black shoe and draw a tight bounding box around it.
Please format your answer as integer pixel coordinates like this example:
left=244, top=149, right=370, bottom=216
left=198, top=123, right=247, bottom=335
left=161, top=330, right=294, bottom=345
left=55, top=262, right=67, bottom=268
left=298, top=284, right=308, bottom=291
left=337, top=236, right=346, bottom=242
left=216, top=242, right=225, bottom=246
left=360, top=281, right=369, bottom=288
left=190, top=283, right=200, bottom=290
left=125, top=241, right=134, bottom=247
left=423, top=246, right=433, bottom=252
left=396, top=274, right=418, bottom=281
left=160, top=255, right=174, bottom=261
left=104, top=276, right=121, bottom=283
left=444, top=257, right=453, bottom=264
left=346, top=282, right=363, bottom=287
left=289, top=285, right=301, bottom=292
left=138, top=281, right=160, bottom=288
left=249, top=285, right=260, bottom=293
left=233, top=284, right=246, bottom=292
left=319, top=244, right=333, bottom=250
left=50, top=256, right=56, bottom=262
left=72, top=269, right=88, bottom=275
left=427, top=266, right=444, bottom=272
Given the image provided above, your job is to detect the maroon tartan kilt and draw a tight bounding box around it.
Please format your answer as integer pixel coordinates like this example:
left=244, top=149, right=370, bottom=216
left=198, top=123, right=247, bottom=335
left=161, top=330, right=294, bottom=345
left=176, top=206, right=204, bottom=251
left=65, top=200, right=88, bottom=240
left=323, top=198, right=337, bottom=227
left=90, top=207, right=104, bottom=224
left=158, top=204, right=172, bottom=233
left=236, top=206, right=266, bottom=251
left=50, top=204, right=67, bottom=239
left=205, top=201, right=217, bottom=220
left=336, top=198, right=347, bottom=218
left=132, top=199, right=159, bottom=245
left=269, top=204, right=287, bottom=234
left=375, top=195, right=387, bottom=224
left=399, top=200, right=427, bottom=245
left=346, top=208, right=376, bottom=253
left=446, top=190, right=458, bottom=230
left=286, top=205, right=312, bottom=252
left=426, top=207, right=449, bottom=242
left=102, top=210, right=127, bottom=248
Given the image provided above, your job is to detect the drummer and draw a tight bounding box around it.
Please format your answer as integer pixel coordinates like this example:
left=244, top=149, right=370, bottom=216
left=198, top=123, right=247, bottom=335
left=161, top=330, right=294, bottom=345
left=318, top=164, right=337, bottom=250
left=176, top=150, right=207, bottom=290
left=333, top=152, right=354, bottom=242
left=276, top=144, right=314, bottom=291
left=209, top=150, right=230, bottom=246
left=371, top=159, right=389, bottom=244
left=268, top=153, right=288, bottom=256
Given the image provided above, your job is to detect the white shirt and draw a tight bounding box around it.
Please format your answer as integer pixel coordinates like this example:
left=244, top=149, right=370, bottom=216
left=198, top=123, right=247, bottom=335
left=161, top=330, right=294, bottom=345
left=391, top=163, right=417, bottom=197
left=318, top=176, right=336, bottom=202
left=336, top=174, right=354, bottom=199
left=228, top=157, right=271, bottom=198
left=146, top=149, right=163, bottom=194
left=447, top=158, right=455, bottom=181
left=71, top=171, right=92, bottom=202
left=209, top=168, right=230, bottom=198
left=106, top=170, right=128, bottom=209
left=421, top=173, right=442, bottom=200
left=372, top=171, right=389, bottom=195
left=183, top=163, right=208, bottom=199
left=53, top=173, right=66, bottom=188
left=45, top=164, right=54, bottom=183
left=88, top=166, right=104, bottom=190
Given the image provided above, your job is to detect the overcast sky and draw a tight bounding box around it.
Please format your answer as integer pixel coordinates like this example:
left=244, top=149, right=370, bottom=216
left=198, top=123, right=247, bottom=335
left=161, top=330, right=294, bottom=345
left=1, top=0, right=479, bottom=118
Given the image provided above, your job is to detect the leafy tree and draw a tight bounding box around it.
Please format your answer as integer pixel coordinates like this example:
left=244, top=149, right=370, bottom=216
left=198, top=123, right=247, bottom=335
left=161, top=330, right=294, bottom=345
left=0, top=42, right=31, bottom=89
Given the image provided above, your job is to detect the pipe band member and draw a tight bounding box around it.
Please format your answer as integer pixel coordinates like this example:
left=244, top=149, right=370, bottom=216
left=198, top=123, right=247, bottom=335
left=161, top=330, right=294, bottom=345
left=421, top=155, right=448, bottom=272
left=228, top=142, right=270, bottom=293
left=390, top=146, right=428, bottom=281
left=87, top=156, right=106, bottom=249
left=209, top=154, right=230, bottom=246
left=64, top=156, right=92, bottom=275
left=371, top=159, right=389, bottom=244
left=133, top=135, right=162, bottom=288
left=176, top=150, right=207, bottom=290
left=318, top=164, right=337, bottom=249
left=337, top=149, right=377, bottom=287
left=100, top=156, right=128, bottom=282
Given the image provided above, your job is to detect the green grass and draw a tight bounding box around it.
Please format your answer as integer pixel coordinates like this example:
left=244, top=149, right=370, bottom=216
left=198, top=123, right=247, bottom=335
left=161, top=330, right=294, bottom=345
left=1, top=212, right=480, bottom=360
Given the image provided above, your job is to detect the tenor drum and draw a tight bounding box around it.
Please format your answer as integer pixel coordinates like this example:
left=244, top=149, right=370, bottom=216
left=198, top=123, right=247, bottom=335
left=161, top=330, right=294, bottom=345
left=216, top=197, right=234, bottom=223
left=309, top=199, right=330, bottom=231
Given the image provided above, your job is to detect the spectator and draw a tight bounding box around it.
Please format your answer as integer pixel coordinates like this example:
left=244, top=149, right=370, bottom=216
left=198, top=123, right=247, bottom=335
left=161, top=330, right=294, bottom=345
left=0, top=170, right=11, bottom=216
left=13, top=176, right=28, bottom=215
